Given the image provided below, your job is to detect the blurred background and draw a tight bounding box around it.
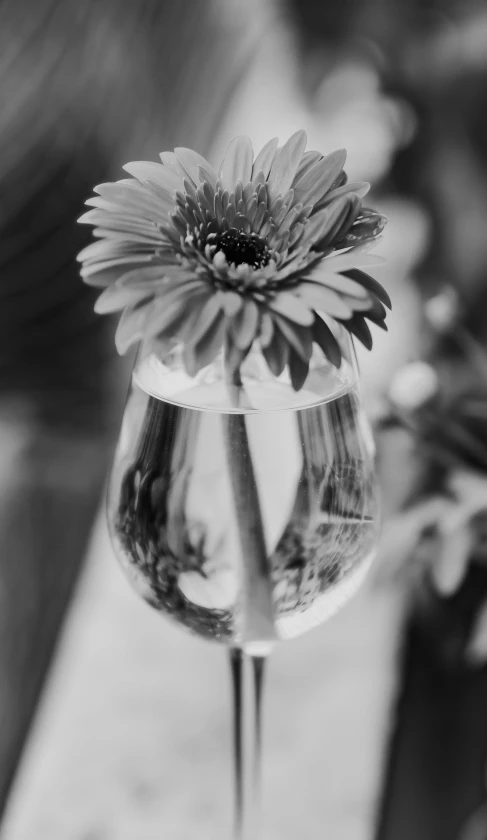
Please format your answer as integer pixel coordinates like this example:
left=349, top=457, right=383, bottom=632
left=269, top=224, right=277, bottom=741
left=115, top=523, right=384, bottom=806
left=1, top=0, right=487, bottom=838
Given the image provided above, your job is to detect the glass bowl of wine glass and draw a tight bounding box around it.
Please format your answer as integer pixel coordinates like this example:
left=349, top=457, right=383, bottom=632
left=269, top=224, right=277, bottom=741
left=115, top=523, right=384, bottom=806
left=107, top=325, right=380, bottom=838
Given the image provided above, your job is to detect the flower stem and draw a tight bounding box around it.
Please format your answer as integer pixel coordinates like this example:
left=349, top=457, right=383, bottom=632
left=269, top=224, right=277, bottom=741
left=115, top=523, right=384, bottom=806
left=223, top=354, right=274, bottom=838
left=222, top=397, right=276, bottom=650
left=223, top=338, right=254, bottom=410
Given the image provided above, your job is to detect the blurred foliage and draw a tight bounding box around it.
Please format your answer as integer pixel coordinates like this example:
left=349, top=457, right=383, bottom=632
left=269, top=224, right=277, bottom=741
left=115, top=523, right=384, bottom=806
left=283, top=3, right=487, bottom=837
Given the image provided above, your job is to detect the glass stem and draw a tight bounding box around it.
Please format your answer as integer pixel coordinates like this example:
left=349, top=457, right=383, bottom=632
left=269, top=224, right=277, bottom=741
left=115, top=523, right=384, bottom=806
left=252, top=653, right=266, bottom=806
left=230, top=647, right=268, bottom=840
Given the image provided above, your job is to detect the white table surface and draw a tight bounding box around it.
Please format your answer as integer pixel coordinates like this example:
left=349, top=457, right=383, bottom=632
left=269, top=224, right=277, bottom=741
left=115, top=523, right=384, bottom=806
left=1, top=512, right=403, bottom=840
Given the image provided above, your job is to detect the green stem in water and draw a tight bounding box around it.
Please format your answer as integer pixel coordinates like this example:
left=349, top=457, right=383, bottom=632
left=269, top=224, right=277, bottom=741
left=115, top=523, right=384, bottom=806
left=222, top=347, right=276, bottom=649
left=223, top=337, right=254, bottom=410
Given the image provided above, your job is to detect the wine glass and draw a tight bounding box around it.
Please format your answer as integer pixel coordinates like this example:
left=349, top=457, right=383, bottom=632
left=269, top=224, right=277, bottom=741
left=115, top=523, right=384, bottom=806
left=107, top=327, right=380, bottom=839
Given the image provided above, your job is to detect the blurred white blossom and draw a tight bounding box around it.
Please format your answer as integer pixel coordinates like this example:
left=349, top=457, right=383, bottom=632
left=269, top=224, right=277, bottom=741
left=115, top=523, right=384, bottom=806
left=388, top=361, right=439, bottom=412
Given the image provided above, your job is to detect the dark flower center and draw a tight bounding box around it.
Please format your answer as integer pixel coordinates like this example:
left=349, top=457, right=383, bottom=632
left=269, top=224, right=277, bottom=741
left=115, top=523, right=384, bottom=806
left=215, top=229, right=270, bottom=270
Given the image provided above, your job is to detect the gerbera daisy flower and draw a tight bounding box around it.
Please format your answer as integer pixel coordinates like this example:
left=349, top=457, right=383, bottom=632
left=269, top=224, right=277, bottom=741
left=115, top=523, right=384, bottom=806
left=77, top=130, right=389, bottom=390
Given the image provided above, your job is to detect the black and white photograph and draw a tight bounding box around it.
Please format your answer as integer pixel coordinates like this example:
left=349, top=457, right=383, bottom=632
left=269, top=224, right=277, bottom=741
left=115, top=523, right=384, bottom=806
left=1, top=1, right=487, bottom=838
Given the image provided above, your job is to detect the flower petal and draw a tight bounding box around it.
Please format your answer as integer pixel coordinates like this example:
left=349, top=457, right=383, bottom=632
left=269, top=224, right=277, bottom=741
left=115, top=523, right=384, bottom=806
left=196, top=184, right=214, bottom=215
left=259, top=312, right=274, bottom=347
left=123, top=161, right=183, bottom=198
left=187, top=312, right=227, bottom=375
left=289, top=221, right=305, bottom=247
left=323, top=249, right=386, bottom=273
left=273, top=315, right=313, bottom=362
left=115, top=302, right=150, bottom=354
left=251, top=171, right=266, bottom=190
left=259, top=218, right=277, bottom=239
left=252, top=202, right=268, bottom=233
left=81, top=258, right=161, bottom=290
left=300, top=197, right=351, bottom=249
left=94, top=229, right=171, bottom=247
left=219, top=136, right=254, bottom=192
left=276, top=205, right=301, bottom=237
left=314, top=181, right=370, bottom=209
left=80, top=255, right=156, bottom=278
left=162, top=278, right=206, bottom=299
left=81, top=239, right=162, bottom=265
left=147, top=299, right=189, bottom=342
left=146, top=285, right=207, bottom=342
left=337, top=209, right=387, bottom=247
left=78, top=209, right=115, bottom=225
left=231, top=299, right=260, bottom=350
left=243, top=193, right=260, bottom=221
left=292, top=149, right=347, bottom=207
left=269, top=292, right=314, bottom=325
left=198, top=166, right=218, bottom=190
left=323, top=195, right=362, bottom=247
left=77, top=238, right=149, bottom=263
left=312, top=315, right=342, bottom=368
left=330, top=170, right=348, bottom=191
left=267, top=130, right=307, bottom=202
left=263, top=329, right=288, bottom=377
left=80, top=267, right=125, bottom=288
left=340, top=314, right=373, bottom=350
left=306, top=266, right=371, bottom=299
left=343, top=269, right=391, bottom=309
left=182, top=178, right=198, bottom=202
left=116, top=265, right=183, bottom=290
left=94, top=230, right=165, bottom=248
left=217, top=290, right=243, bottom=317
left=95, top=284, right=152, bottom=314
left=145, top=181, right=185, bottom=211
left=159, top=151, right=188, bottom=179
left=85, top=196, right=128, bottom=213
left=224, top=201, right=237, bottom=228
left=362, top=297, right=388, bottom=328
left=177, top=296, right=212, bottom=343
left=90, top=224, right=167, bottom=247
left=187, top=294, right=224, bottom=348
left=93, top=181, right=175, bottom=216
left=252, top=137, right=279, bottom=180
left=78, top=210, right=168, bottom=238
left=270, top=189, right=294, bottom=222
left=242, top=182, right=255, bottom=204
left=288, top=349, right=310, bottom=391
left=341, top=294, right=374, bottom=313
left=296, top=282, right=353, bottom=319
left=174, top=147, right=217, bottom=185
left=294, top=150, right=322, bottom=182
